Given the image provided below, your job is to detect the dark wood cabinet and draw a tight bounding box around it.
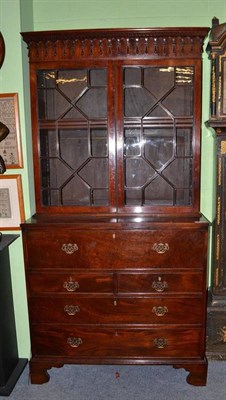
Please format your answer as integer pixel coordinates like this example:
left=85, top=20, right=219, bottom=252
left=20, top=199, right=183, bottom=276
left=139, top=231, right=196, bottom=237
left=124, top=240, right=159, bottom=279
left=206, top=18, right=226, bottom=358
left=0, top=235, right=27, bottom=396
left=21, top=26, right=209, bottom=386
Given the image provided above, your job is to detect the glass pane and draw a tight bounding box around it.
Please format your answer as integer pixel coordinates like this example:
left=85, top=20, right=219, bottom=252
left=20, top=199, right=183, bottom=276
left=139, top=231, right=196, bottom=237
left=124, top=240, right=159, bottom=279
left=41, top=158, right=72, bottom=189
left=145, top=176, right=174, bottom=205
left=148, top=105, right=170, bottom=118
left=124, top=128, right=141, bottom=156
left=76, top=88, right=107, bottom=118
left=42, top=189, right=60, bottom=206
left=57, top=70, right=88, bottom=101
left=90, top=69, right=107, bottom=86
left=143, top=128, right=174, bottom=170
left=124, top=87, right=155, bottom=117
left=163, top=86, right=193, bottom=116
left=125, top=158, right=155, bottom=187
left=40, top=130, right=58, bottom=157
left=79, top=158, right=108, bottom=188
left=124, top=68, right=142, bottom=86
left=125, top=188, right=143, bottom=205
left=176, top=189, right=192, bottom=206
left=92, top=189, right=109, bottom=206
left=91, top=129, right=108, bottom=157
left=62, top=175, right=90, bottom=206
left=62, top=106, right=86, bottom=120
left=59, top=129, right=89, bottom=170
left=163, top=158, right=192, bottom=188
left=144, top=67, right=174, bottom=99
left=176, top=128, right=192, bottom=156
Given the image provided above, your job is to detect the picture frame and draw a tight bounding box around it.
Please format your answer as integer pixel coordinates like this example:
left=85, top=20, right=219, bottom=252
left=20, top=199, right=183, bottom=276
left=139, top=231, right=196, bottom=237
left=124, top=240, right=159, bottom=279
left=0, top=93, right=23, bottom=168
left=0, top=174, right=25, bottom=230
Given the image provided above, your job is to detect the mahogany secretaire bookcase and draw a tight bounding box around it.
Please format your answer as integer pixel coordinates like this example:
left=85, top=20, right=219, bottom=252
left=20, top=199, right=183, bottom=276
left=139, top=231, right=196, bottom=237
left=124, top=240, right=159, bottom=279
left=21, top=26, right=209, bottom=386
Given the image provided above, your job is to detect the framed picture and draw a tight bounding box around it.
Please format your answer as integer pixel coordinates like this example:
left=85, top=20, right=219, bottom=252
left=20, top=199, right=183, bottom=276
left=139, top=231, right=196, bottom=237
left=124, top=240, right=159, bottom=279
left=0, top=174, right=25, bottom=230
left=0, top=93, right=23, bottom=168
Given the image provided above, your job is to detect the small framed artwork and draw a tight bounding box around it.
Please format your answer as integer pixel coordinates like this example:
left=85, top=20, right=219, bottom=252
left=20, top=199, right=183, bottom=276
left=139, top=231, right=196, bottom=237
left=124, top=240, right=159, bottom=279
left=0, top=93, right=23, bottom=168
left=0, top=174, right=25, bottom=230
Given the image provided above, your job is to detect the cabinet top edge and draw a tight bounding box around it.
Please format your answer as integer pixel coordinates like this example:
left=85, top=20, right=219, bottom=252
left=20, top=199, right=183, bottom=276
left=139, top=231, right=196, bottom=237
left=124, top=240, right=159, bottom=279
left=21, top=214, right=209, bottom=230
left=21, top=27, right=210, bottom=43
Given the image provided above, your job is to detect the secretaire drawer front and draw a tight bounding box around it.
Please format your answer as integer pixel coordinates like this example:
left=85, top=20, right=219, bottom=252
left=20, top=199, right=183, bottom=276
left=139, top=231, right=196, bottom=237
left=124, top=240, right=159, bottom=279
left=31, top=326, right=202, bottom=358
left=24, top=229, right=207, bottom=269
left=117, top=271, right=204, bottom=294
left=28, top=272, right=113, bottom=294
left=29, top=297, right=203, bottom=324
left=28, top=271, right=204, bottom=295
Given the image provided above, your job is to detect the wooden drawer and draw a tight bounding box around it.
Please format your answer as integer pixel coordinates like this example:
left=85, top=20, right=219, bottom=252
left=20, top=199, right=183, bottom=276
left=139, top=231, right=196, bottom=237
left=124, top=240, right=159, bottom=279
left=117, top=271, right=204, bottom=294
left=31, top=325, right=202, bottom=358
left=28, top=272, right=113, bottom=294
left=24, top=228, right=207, bottom=269
left=28, top=270, right=203, bottom=295
left=29, top=297, right=203, bottom=324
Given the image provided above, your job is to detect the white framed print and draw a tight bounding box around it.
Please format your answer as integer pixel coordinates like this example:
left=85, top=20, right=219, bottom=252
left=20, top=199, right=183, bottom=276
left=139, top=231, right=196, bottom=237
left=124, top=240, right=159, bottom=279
left=0, top=174, right=25, bottom=229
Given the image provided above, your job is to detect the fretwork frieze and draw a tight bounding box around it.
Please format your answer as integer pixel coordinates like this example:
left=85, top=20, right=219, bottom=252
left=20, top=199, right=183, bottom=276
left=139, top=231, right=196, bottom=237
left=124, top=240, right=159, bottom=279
left=22, top=28, right=208, bottom=61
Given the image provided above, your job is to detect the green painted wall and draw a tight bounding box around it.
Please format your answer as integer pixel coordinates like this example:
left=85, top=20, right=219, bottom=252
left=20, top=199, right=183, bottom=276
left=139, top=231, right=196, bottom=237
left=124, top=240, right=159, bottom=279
left=0, top=0, right=225, bottom=358
left=0, top=0, right=34, bottom=358
left=32, top=0, right=225, bottom=30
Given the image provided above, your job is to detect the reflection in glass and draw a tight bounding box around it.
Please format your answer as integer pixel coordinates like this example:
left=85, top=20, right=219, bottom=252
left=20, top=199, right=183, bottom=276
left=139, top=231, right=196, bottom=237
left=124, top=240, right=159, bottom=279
left=124, top=126, right=193, bottom=206
left=143, top=128, right=174, bottom=170
left=124, top=128, right=141, bottom=156
left=125, top=158, right=155, bottom=187
left=124, top=127, right=193, bottom=206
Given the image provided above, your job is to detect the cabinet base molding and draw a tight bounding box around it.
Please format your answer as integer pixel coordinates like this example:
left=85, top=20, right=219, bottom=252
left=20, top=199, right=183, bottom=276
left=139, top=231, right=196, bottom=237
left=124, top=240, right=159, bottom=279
left=29, top=358, right=208, bottom=386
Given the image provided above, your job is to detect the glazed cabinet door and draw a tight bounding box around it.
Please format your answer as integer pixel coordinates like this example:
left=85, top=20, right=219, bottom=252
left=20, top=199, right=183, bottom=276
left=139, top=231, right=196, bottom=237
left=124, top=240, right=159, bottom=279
left=32, top=58, right=201, bottom=216
left=116, top=60, right=201, bottom=216
left=32, top=62, right=116, bottom=213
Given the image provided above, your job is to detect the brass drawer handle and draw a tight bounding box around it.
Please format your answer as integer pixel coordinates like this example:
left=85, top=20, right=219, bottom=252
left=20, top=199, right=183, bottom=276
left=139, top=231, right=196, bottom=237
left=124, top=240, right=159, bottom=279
left=152, top=276, right=168, bottom=292
left=152, top=306, right=168, bottom=317
left=64, top=305, right=80, bottom=315
left=67, top=337, right=83, bottom=348
left=63, top=278, right=80, bottom=292
left=61, top=243, right=78, bottom=254
left=153, top=338, right=168, bottom=349
left=152, top=243, right=169, bottom=254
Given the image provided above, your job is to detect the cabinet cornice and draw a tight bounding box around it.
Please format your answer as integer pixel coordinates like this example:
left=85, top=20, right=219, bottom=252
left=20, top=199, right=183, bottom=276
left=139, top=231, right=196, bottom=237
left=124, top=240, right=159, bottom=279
left=21, top=27, right=209, bottom=61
